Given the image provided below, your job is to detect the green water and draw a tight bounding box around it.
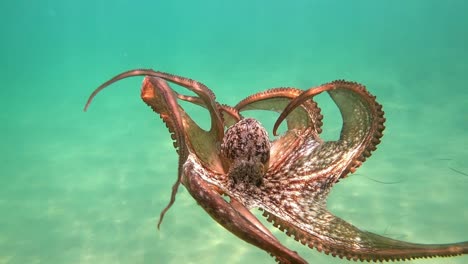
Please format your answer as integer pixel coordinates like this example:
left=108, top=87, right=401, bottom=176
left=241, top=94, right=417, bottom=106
left=1, top=1, right=467, bottom=263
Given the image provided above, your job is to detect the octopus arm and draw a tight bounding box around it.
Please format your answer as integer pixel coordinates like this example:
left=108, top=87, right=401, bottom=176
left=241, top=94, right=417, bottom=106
left=260, top=204, right=468, bottom=261
left=273, top=81, right=385, bottom=179
left=326, top=81, right=385, bottom=177
left=84, top=70, right=228, bottom=227
left=183, top=160, right=308, bottom=264
left=235, top=87, right=323, bottom=136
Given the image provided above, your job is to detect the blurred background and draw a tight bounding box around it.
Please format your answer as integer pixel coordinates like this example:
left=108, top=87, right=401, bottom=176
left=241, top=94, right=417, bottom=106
left=0, top=0, right=467, bottom=263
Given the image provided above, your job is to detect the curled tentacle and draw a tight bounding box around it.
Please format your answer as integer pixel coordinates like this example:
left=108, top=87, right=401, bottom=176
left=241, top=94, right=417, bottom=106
left=140, top=77, right=188, bottom=229
left=273, top=81, right=385, bottom=178
left=235, top=87, right=323, bottom=137
left=84, top=69, right=225, bottom=144
left=272, top=85, right=331, bottom=136
left=84, top=70, right=228, bottom=227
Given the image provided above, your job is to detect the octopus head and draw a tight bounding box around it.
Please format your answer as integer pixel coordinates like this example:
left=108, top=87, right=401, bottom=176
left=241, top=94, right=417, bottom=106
left=221, top=118, right=270, bottom=188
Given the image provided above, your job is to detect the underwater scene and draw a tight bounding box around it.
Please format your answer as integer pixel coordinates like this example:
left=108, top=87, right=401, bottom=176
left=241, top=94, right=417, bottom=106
left=1, top=0, right=467, bottom=263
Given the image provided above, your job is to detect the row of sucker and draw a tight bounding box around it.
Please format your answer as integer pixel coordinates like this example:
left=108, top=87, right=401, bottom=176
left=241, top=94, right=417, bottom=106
left=259, top=209, right=465, bottom=262
left=330, top=80, right=386, bottom=178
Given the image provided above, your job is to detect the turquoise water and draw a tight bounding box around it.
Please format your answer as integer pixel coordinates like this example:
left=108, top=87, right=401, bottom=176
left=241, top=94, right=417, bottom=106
left=1, top=0, right=467, bottom=263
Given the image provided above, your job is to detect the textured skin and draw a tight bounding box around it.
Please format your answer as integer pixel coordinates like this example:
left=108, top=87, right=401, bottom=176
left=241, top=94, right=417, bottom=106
left=222, top=118, right=270, bottom=189
left=85, top=69, right=467, bottom=264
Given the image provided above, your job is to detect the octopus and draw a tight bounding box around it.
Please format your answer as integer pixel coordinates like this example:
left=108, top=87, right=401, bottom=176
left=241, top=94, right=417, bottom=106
left=84, top=69, right=467, bottom=263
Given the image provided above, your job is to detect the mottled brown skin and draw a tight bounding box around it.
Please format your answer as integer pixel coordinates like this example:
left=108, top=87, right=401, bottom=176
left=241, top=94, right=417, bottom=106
left=84, top=69, right=468, bottom=263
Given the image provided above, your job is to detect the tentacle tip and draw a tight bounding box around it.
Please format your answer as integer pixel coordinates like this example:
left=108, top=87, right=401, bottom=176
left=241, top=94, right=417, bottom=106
left=272, top=120, right=282, bottom=136
left=272, top=128, right=279, bottom=137
left=84, top=98, right=93, bottom=112
left=156, top=210, right=168, bottom=231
